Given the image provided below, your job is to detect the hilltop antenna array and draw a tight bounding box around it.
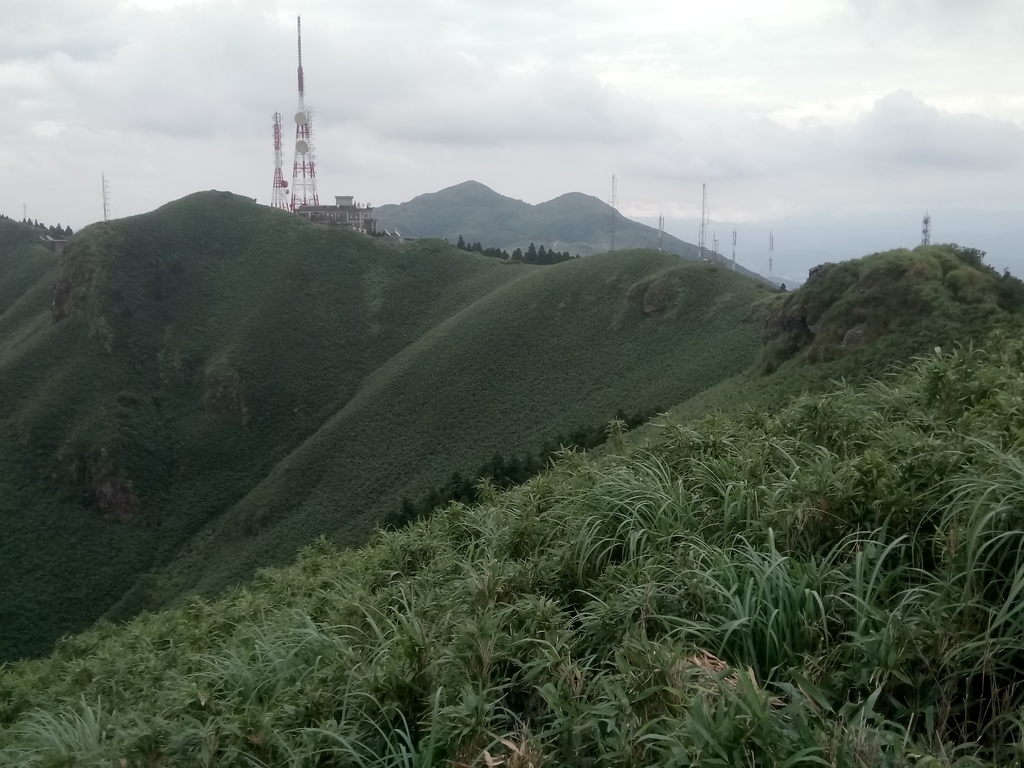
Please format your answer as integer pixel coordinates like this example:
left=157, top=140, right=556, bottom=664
left=768, top=231, right=774, bottom=282
left=921, top=212, right=931, bottom=246
left=609, top=175, right=618, bottom=251
left=698, top=183, right=708, bottom=260
left=712, top=232, right=719, bottom=257
left=271, top=112, right=289, bottom=209
left=731, top=228, right=737, bottom=271
left=657, top=213, right=664, bottom=251
left=102, top=173, right=110, bottom=221
left=289, top=16, right=319, bottom=211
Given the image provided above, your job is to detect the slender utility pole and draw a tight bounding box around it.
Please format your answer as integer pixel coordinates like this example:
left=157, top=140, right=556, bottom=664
left=609, top=175, right=618, bottom=251
left=698, top=183, right=708, bottom=259
left=768, top=231, right=774, bottom=282
left=657, top=213, right=664, bottom=251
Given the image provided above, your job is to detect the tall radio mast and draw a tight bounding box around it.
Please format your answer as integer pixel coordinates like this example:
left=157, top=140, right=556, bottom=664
left=921, top=211, right=931, bottom=246
left=289, top=16, right=319, bottom=211
left=731, top=228, right=737, bottom=271
left=768, top=231, right=774, bottom=282
left=271, top=112, right=289, bottom=209
left=101, top=173, right=110, bottom=221
left=657, top=213, right=664, bottom=251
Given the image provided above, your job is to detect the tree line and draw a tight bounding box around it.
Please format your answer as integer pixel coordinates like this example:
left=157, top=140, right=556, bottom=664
left=383, top=406, right=661, bottom=529
left=1, top=213, right=74, bottom=237
left=455, top=235, right=578, bottom=265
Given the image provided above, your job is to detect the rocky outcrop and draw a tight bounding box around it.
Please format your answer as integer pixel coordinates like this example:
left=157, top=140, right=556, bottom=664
left=59, top=445, right=141, bottom=522
left=627, top=274, right=680, bottom=317
left=841, top=323, right=867, bottom=349
left=203, top=365, right=250, bottom=425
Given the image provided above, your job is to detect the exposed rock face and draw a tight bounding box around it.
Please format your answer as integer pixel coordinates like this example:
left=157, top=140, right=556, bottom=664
left=627, top=274, right=680, bottom=317
left=51, top=275, right=73, bottom=321
left=842, top=323, right=867, bottom=349
left=59, top=445, right=141, bottom=521
left=91, top=475, right=141, bottom=522
left=203, top=366, right=250, bottom=425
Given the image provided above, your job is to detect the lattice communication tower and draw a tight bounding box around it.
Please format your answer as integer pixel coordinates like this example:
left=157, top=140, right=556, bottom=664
left=271, top=112, right=289, bottom=209
left=290, top=16, right=319, bottom=210
left=101, top=173, right=110, bottom=221
left=921, top=212, right=931, bottom=246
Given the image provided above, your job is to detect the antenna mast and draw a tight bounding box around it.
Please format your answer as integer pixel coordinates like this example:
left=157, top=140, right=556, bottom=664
left=271, top=112, right=289, bottom=209
left=921, top=211, right=931, bottom=246
left=609, top=175, right=618, bottom=251
left=657, top=213, right=664, bottom=251
left=102, top=173, right=110, bottom=221
left=731, top=228, right=737, bottom=271
left=698, top=183, right=708, bottom=259
left=768, top=231, right=774, bottom=282
left=289, top=16, right=319, bottom=211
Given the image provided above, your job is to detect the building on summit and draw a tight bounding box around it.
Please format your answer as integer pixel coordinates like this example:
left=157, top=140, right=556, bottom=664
left=296, top=195, right=377, bottom=235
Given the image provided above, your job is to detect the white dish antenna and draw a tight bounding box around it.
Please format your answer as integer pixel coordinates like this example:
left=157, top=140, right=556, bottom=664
left=294, top=111, right=308, bottom=125
left=295, top=140, right=309, bottom=153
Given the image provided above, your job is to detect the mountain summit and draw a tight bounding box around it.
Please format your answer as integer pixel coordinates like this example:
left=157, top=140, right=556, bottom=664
left=376, top=181, right=766, bottom=281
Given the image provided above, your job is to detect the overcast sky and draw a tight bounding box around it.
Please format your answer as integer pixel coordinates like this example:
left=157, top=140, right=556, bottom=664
left=3, top=0, right=1022, bottom=277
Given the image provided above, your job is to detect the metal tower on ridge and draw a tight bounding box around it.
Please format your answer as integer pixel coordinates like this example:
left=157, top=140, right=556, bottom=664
left=101, top=173, right=110, bottom=221
left=657, top=213, right=664, bottom=251
left=731, top=228, right=737, bottom=271
left=921, top=211, right=931, bottom=246
left=271, top=112, right=289, bottom=209
left=290, top=16, right=319, bottom=211
left=768, top=231, right=774, bottom=282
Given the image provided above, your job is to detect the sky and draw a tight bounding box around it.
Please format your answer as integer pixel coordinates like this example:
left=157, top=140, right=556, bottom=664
left=2, top=0, right=1022, bottom=280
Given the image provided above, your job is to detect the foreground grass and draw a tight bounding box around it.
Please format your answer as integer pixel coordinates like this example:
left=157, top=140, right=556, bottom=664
left=4, top=338, right=1024, bottom=765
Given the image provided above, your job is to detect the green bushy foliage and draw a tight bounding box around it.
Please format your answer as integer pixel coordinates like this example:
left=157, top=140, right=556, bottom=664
left=759, top=244, right=1023, bottom=372
left=4, top=339, right=1024, bottom=765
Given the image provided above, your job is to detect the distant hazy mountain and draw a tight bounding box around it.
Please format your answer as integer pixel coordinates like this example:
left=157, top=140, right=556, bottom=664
left=376, top=181, right=768, bottom=282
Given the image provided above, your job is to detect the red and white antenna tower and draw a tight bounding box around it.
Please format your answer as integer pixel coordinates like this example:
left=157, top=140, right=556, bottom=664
left=289, top=15, right=318, bottom=211
left=271, top=112, right=289, bottom=209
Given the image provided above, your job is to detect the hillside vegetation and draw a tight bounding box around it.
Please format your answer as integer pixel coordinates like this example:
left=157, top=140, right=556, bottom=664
left=5, top=340, right=1024, bottom=765
left=0, top=194, right=771, bottom=661
left=375, top=181, right=762, bottom=280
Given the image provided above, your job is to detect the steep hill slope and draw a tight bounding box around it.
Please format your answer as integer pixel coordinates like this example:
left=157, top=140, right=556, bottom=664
left=0, top=193, right=772, bottom=661
left=6, top=340, right=1024, bottom=765
left=376, top=181, right=766, bottom=281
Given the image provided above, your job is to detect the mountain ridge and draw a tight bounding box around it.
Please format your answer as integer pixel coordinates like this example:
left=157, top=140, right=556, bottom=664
left=376, top=180, right=769, bottom=282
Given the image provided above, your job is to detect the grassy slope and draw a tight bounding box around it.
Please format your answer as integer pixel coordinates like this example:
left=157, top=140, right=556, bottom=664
left=143, top=250, right=770, bottom=607
left=0, top=195, right=770, bottom=661
left=5, top=341, right=1024, bottom=765
left=0, top=195, right=525, bottom=660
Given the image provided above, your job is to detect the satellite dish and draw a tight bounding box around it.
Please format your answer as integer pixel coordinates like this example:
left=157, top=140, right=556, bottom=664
left=294, top=111, right=308, bottom=125
left=295, top=140, right=309, bottom=153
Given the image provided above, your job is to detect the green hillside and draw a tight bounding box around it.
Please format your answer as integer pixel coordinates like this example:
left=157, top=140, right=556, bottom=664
left=375, top=181, right=764, bottom=280
left=5, top=338, right=1024, bottom=765
left=0, top=193, right=772, bottom=661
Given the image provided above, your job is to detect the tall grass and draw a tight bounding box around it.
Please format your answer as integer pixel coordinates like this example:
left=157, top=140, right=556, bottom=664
left=4, top=338, right=1024, bottom=764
